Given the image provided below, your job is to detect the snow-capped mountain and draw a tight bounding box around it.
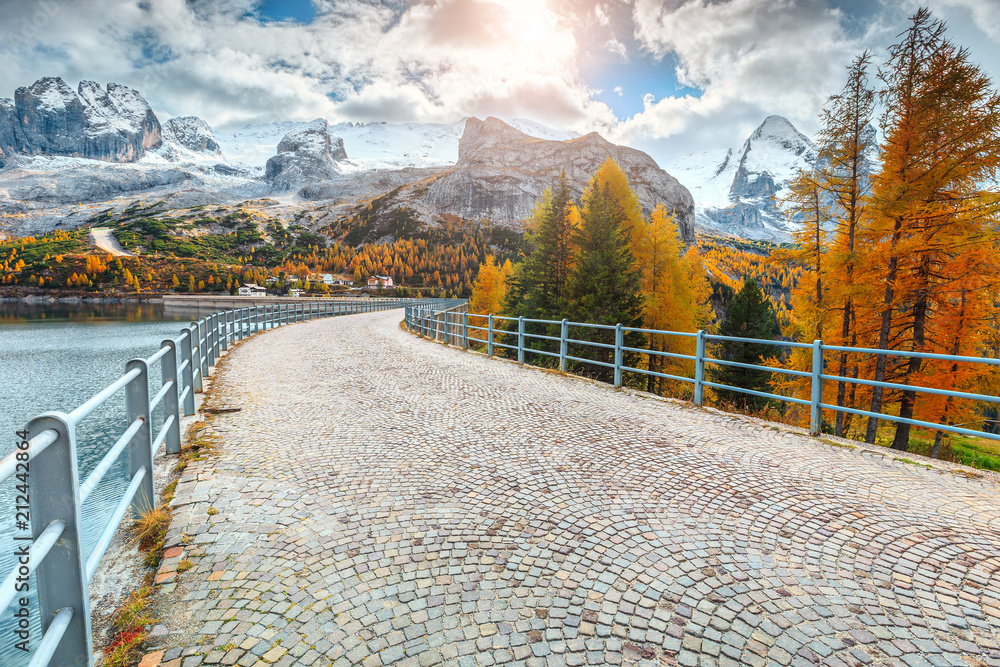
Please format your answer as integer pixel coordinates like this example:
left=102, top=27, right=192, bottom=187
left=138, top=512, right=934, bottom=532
left=0, top=77, right=162, bottom=166
left=265, top=119, right=348, bottom=191
left=1, top=76, right=695, bottom=241
left=161, top=116, right=220, bottom=155
left=216, top=117, right=577, bottom=172
left=666, top=115, right=816, bottom=241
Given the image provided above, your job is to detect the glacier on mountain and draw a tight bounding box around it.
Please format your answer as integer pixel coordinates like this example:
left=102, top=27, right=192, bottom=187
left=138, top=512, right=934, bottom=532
left=666, top=115, right=817, bottom=242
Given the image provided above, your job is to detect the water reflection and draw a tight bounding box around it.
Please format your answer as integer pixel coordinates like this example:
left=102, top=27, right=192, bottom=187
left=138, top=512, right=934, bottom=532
left=0, top=301, right=208, bottom=665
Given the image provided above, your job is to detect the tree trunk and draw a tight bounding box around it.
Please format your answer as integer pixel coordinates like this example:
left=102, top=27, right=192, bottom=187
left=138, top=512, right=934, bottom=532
left=835, top=298, right=853, bottom=437
left=865, top=217, right=903, bottom=443
left=891, top=291, right=927, bottom=450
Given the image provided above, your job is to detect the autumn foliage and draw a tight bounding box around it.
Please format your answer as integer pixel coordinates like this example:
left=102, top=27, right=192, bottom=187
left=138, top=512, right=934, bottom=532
left=776, top=9, right=1000, bottom=453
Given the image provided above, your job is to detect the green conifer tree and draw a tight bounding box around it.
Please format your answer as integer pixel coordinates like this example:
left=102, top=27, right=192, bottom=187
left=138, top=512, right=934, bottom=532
left=709, top=279, right=779, bottom=411
left=504, top=171, right=575, bottom=360
left=564, top=179, right=644, bottom=382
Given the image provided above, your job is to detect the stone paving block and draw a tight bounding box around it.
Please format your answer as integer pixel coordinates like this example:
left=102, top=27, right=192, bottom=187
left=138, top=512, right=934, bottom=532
left=145, top=311, right=1000, bottom=666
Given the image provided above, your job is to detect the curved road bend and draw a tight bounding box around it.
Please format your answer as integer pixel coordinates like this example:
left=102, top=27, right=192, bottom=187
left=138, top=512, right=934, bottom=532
left=146, top=309, right=1000, bottom=667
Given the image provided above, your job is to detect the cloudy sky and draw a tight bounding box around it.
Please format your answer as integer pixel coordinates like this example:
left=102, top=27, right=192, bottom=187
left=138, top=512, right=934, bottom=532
left=1, top=0, right=998, bottom=163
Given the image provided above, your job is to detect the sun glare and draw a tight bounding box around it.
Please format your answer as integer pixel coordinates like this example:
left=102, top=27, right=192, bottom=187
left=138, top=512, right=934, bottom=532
left=497, top=0, right=570, bottom=72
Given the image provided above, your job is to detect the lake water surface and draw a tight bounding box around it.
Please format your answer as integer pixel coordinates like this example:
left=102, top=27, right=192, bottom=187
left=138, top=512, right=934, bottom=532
left=0, top=302, right=206, bottom=665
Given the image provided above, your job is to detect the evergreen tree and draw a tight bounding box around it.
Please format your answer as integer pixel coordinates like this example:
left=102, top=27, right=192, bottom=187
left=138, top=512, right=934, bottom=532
left=564, top=177, right=644, bottom=382
left=503, top=172, right=576, bottom=359
left=709, top=279, right=779, bottom=411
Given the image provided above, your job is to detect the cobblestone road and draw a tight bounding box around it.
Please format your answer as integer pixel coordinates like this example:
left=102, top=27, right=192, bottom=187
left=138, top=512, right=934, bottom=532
left=145, top=310, right=1000, bottom=667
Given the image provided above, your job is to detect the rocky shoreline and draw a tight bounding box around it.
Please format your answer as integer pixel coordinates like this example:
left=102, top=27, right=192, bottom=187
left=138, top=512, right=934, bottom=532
left=0, top=292, right=165, bottom=304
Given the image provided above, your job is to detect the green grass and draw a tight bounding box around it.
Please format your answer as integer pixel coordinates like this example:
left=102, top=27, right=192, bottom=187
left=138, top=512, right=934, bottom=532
left=903, top=429, right=1000, bottom=471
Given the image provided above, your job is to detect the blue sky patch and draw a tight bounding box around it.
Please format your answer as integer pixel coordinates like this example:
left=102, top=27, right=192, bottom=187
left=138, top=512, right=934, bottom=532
left=586, top=51, right=698, bottom=120
left=257, top=0, right=315, bottom=24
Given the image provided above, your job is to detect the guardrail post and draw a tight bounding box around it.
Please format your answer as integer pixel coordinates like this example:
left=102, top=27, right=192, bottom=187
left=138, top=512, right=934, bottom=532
left=160, top=340, right=182, bottom=455
left=214, top=312, right=222, bottom=352
left=560, top=319, right=568, bottom=372
left=694, top=330, right=706, bottom=407
left=614, top=323, right=624, bottom=388
left=209, top=313, right=218, bottom=366
left=463, top=312, right=469, bottom=350
left=190, top=321, right=204, bottom=393
left=517, top=316, right=525, bottom=364
left=220, top=311, right=229, bottom=352
left=179, top=329, right=196, bottom=415
left=810, top=340, right=824, bottom=436
left=488, top=314, right=495, bottom=357
left=26, top=412, right=91, bottom=664
left=125, top=358, right=155, bottom=519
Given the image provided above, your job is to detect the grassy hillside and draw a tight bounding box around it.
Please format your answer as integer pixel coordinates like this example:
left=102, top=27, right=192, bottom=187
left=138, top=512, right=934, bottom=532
left=0, top=197, right=521, bottom=298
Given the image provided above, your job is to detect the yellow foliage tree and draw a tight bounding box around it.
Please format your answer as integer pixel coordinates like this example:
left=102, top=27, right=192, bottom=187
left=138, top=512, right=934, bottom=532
left=468, top=256, right=513, bottom=341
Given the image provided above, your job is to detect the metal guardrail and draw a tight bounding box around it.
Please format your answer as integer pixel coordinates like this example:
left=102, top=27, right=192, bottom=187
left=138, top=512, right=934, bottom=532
left=0, top=297, right=450, bottom=666
left=404, top=306, right=1000, bottom=442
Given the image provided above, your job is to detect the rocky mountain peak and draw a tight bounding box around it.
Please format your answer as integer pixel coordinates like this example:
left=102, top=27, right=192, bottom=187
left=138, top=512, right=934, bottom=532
left=1, top=76, right=161, bottom=163
left=265, top=118, right=348, bottom=191
left=456, top=116, right=539, bottom=166
left=748, top=115, right=812, bottom=155
left=730, top=115, right=814, bottom=200
left=23, top=76, right=81, bottom=112
left=162, top=116, right=221, bottom=154
left=427, top=116, right=695, bottom=242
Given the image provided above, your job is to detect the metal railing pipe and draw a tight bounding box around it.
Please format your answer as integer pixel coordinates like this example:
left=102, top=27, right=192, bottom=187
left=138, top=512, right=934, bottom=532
left=160, top=339, right=182, bottom=454
left=67, top=368, right=141, bottom=426
left=694, top=330, right=706, bottom=407
left=190, top=320, right=204, bottom=392
left=0, top=429, right=58, bottom=485
left=78, top=418, right=143, bottom=504
left=27, top=607, right=74, bottom=667
left=180, top=328, right=196, bottom=414
left=488, top=314, right=494, bottom=357
left=124, top=359, right=154, bottom=520
left=0, top=519, right=64, bottom=616
left=25, top=411, right=91, bottom=663
left=517, top=317, right=525, bottom=363
left=809, top=340, right=823, bottom=436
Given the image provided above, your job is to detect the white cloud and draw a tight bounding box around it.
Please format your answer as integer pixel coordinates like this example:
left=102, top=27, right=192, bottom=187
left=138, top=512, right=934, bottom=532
left=0, top=0, right=996, bottom=167
left=927, top=0, right=1000, bottom=41
left=619, top=0, right=860, bottom=159
left=605, top=38, right=629, bottom=61
left=0, top=0, right=616, bottom=132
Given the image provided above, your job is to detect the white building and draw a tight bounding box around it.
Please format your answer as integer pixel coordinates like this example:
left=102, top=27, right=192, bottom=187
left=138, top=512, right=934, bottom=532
left=238, top=283, right=267, bottom=296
